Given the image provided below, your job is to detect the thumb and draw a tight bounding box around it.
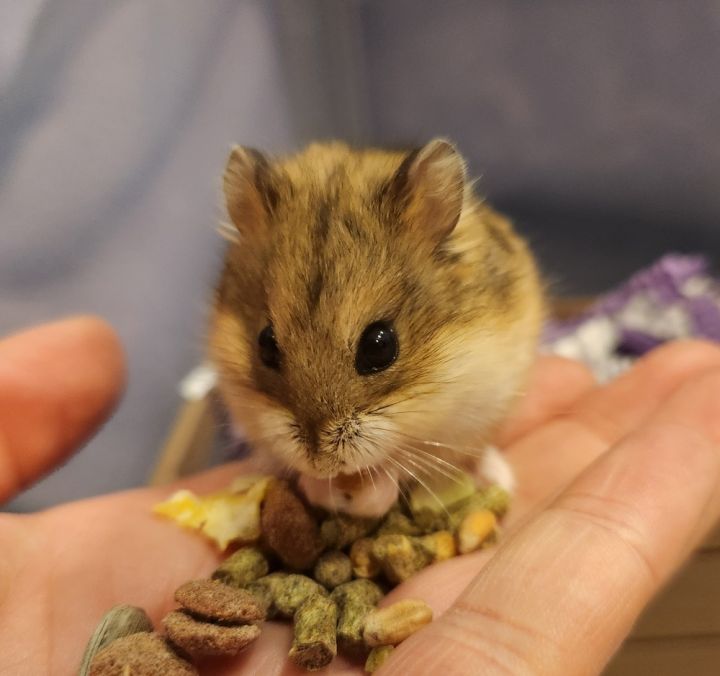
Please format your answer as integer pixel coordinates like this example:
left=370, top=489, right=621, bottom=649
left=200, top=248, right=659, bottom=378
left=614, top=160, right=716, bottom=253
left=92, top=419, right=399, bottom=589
left=0, top=316, right=125, bottom=503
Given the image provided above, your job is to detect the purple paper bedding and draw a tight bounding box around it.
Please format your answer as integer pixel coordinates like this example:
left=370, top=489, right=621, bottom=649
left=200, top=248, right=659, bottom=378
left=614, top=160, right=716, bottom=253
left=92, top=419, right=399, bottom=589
left=543, top=254, right=720, bottom=381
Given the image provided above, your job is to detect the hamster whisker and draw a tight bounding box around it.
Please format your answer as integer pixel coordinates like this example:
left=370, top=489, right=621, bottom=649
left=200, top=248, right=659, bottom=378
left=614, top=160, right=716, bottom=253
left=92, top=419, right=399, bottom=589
left=225, top=401, right=274, bottom=411
left=365, top=395, right=421, bottom=416
left=393, top=449, right=462, bottom=486
left=392, top=445, right=456, bottom=484
left=217, top=221, right=240, bottom=243
left=357, top=461, right=378, bottom=493
left=392, top=444, right=468, bottom=484
left=384, top=455, right=450, bottom=518
left=390, top=429, right=489, bottom=459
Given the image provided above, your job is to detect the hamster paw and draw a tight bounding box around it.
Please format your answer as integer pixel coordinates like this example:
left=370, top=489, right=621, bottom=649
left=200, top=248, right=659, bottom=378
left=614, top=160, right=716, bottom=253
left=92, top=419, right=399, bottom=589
left=478, top=445, right=516, bottom=495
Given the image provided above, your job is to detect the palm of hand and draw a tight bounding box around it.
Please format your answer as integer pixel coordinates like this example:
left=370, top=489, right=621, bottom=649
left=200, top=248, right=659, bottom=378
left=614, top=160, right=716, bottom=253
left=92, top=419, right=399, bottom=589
left=1, top=318, right=720, bottom=676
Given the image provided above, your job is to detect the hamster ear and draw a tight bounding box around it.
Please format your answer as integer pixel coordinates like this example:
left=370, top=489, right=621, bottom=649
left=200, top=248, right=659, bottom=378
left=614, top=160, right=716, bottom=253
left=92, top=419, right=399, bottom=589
left=390, top=138, right=467, bottom=241
left=223, top=146, right=282, bottom=234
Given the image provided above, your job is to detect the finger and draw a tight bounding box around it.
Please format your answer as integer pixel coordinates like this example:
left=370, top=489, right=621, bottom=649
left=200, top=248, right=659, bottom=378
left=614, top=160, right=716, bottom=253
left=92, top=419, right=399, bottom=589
left=385, top=369, right=720, bottom=676
left=509, top=339, right=720, bottom=508
left=493, top=354, right=595, bottom=447
left=0, top=316, right=125, bottom=503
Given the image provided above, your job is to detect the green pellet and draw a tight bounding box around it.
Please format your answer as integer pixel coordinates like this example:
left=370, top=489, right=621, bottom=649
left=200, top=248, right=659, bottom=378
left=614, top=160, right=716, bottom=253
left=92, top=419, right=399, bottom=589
left=289, top=595, right=338, bottom=671
left=211, top=546, right=269, bottom=587
left=313, top=550, right=353, bottom=589
left=320, top=513, right=379, bottom=550
left=274, top=574, right=328, bottom=618
left=331, top=579, right=384, bottom=657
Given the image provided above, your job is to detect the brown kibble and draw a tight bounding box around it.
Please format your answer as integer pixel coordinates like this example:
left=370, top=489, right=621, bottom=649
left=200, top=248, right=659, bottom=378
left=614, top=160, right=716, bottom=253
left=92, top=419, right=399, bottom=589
left=289, top=595, right=338, bottom=671
left=365, top=644, right=394, bottom=673
left=363, top=598, right=432, bottom=647
left=371, top=534, right=433, bottom=584
left=89, top=632, right=197, bottom=676
left=261, top=480, right=324, bottom=569
left=212, top=546, right=269, bottom=587
left=457, top=509, right=497, bottom=554
left=350, top=538, right=380, bottom=579
left=163, top=610, right=261, bottom=657
left=174, top=579, right=265, bottom=623
left=314, top=550, right=353, bottom=589
left=274, top=574, right=328, bottom=618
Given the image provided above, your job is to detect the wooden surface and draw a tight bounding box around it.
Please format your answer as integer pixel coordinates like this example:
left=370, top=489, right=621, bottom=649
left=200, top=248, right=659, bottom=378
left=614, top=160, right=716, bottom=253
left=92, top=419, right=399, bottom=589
left=605, top=636, right=720, bottom=676
left=149, top=396, right=216, bottom=486
left=631, top=550, right=720, bottom=638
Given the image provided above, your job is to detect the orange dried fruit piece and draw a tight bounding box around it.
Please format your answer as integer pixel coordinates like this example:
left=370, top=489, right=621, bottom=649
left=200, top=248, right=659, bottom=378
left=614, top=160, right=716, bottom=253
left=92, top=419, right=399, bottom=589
left=152, top=475, right=273, bottom=550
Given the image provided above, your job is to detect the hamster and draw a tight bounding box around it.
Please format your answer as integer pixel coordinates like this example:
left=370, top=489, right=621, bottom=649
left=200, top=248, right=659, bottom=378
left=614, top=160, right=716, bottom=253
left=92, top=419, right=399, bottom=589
left=208, top=139, right=545, bottom=516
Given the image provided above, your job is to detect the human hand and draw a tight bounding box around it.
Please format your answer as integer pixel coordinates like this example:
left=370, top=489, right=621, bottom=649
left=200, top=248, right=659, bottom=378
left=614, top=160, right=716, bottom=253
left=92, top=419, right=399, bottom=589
left=1, top=318, right=719, bottom=675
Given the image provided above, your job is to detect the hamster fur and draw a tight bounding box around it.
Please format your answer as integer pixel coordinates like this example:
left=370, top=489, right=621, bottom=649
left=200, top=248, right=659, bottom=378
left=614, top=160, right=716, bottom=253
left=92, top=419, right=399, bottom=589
left=209, top=139, right=545, bottom=505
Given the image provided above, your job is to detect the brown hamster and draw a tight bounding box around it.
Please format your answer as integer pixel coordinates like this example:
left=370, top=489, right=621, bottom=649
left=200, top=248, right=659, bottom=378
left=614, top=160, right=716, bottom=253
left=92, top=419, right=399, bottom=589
left=209, top=139, right=544, bottom=511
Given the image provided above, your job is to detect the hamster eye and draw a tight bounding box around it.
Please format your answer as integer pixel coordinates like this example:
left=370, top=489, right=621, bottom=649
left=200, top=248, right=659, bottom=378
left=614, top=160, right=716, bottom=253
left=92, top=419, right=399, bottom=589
left=355, top=321, right=398, bottom=375
left=258, top=324, right=281, bottom=370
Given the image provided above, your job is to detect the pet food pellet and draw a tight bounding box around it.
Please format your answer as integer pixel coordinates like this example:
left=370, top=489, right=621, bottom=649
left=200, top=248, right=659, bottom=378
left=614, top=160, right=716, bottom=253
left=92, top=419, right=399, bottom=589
left=331, top=579, right=384, bottom=657
left=211, top=546, right=269, bottom=587
left=163, top=610, right=261, bottom=657
left=274, top=574, right=328, bottom=618
left=288, top=594, right=339, bottom=671
left=371, top=534, right=433, bottom=584
left=79, top=605, right=154, bottom=676
left=313, top=550, right=353, bottom=589
left=419, top=530, right=457, bottom=562
left=174, top=579, right=265, bottom=624
left=320, top=512, right=379, bottom=550
left=350, top=538, right=380, bottom=579
left=245, top=571, right=288, bottom=619
left=89, top=632, right=197, bottom=676
left=261, top=480, right=324, bottom=570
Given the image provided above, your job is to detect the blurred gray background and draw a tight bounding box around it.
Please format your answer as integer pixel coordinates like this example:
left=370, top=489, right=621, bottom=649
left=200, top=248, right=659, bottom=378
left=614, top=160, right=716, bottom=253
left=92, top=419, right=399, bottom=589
left=2, top=0, right=719, bottom=510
